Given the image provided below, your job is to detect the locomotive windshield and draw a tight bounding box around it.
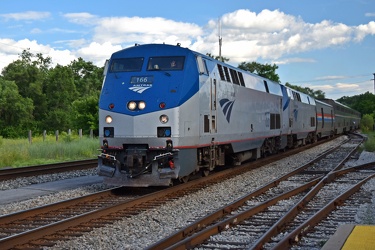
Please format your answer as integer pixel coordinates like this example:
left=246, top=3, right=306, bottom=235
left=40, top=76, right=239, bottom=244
left=147, top=56, right=185, bottom=71
left=110, top=57, right=144, bottom=72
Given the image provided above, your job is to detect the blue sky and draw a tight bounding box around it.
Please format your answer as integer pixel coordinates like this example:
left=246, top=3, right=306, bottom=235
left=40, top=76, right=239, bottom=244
left=1, top=0, right=374, bottom=100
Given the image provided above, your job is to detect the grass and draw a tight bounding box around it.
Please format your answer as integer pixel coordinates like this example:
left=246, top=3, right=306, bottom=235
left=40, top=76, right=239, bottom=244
left=0, top=134, right=100, bottom=168
left=362, top=131, right=375, bottom=152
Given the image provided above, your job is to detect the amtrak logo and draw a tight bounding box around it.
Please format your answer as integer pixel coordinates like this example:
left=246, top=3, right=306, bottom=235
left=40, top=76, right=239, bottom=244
left=219, top=99, right=235, bottom=123
left=129, top=85, right=151, bottom=94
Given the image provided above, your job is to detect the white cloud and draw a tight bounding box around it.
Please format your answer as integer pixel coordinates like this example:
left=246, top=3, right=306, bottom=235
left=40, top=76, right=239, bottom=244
left=76, top=42, right=122, bottom=66
left=54, top=39, right=87, bottom=48
left=93, top=16, right=203, bottom=46
left=315, top=75, right=347, bottom=81
left=1, top=8, right=375, bottom=73
left=0, top=11, right=50, bottom=21
left=63, top=12, right=99, bottom=26
left=307, top=80, right=373, bottom=99
left=219, top=9, right=300, bottom=33
left=197, top=9, right=375, bottom=64
left=335, top=82, right=360, bottom=89
left=48, top=49, right=76, bottom=66
left=0, top=38, right=75, bottom=71
left=272, top=57, right=316, bottom=65
left=0, top=39, right=32, bottom=71
left=355, top=21, right=375, bottom=41
left=30, top=28, right=42, bottom=34
left=309, top=84, right=335, bottom=90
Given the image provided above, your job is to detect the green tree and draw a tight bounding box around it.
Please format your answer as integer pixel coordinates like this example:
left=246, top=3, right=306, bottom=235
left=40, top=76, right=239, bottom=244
left=72, top=95, right=99, bottom=135
left=1, top=50, right=50, bottom=124
left=285, top=82, right=326, bottom=99
left=0, top=79, right=34, bottom=137
left=69, top=57, right=103, bottom=97
left=361, top=114, right=374, bottom=132
left=1, top=51, right=105, bottom=137
left=45, top=65, right=77, bottom=109
left=1, top=50, right=51, bottom=97
left=43, top=65, right=78, bottom=130
left=238, top=61, right=280, bottom=83
left=337, top=92, right=375, bottom=116
left=68, top=58, right=103, bottom=134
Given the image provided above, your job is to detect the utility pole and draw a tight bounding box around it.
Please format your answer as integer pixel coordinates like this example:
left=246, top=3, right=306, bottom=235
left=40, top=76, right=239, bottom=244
left=218, top=18, right=222, bottom=62
left=373, top=73, right=375, bottom=94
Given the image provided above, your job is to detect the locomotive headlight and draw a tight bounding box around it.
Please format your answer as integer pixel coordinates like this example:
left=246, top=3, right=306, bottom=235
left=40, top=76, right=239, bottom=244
left=128, top=101, right=137, bottom=110
left=138, top=101, right=146, bottom=110
left=159, top=114, right=169, bottom=124
left=105, top=115, right=113, bottom=124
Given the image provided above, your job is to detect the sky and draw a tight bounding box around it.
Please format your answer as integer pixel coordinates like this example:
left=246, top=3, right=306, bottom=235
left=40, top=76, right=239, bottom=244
left=1, top=0, right=374, bottom=100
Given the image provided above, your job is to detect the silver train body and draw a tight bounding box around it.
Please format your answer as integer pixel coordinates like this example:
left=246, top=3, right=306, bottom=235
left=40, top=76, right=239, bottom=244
left=97, top=44, right=361, bottom=186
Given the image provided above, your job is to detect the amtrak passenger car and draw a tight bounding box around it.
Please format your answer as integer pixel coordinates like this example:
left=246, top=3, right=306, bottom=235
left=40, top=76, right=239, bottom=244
left=97, top=43, right=358, bottom=187
left=319, top=99, right=361, bottom=134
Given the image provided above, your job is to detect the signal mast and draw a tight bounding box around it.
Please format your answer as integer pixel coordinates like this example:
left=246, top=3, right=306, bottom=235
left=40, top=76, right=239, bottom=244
left=218, top=18, right=222, bottom=62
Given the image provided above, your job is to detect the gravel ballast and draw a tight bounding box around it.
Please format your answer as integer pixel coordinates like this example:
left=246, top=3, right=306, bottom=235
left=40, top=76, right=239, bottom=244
left=48, top=137, right=375, bottom=249
left=1, top=136, right=373, bottom=249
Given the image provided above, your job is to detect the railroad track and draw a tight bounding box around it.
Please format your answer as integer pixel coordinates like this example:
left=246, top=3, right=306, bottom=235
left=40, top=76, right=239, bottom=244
left=0, top=159, right=97, bottom=181
left=0, top=134, right=366, bottom=249
left=0, top=137, right=341, bottom=249
left=147, top=133, right=374, bottom=249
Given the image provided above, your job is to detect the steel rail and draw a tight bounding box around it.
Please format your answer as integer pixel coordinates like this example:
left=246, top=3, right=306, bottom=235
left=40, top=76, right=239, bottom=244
left=0, top=149, right=300, bottom=249
left=0, top=136, right=354, bottom=248
left=162, top=178, right=321, bottom=250
left=162, top=162, right=374, bottom=250
left=146, top=138, right=352, bottom=249
left=0, top=159, right=97, bottom=180
left=147, top=136, right=362, bottom=249
left=251, top=139, right=363, bottom=249
left=0, top=187, right=119, bottom=225
left=273, top=170, right=375, bottom=249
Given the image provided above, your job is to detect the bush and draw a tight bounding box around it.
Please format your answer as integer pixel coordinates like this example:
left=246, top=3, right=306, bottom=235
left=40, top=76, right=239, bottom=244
left=361, top=114, right=374, bottom=132
left=363, top=132, right=375, bottom=152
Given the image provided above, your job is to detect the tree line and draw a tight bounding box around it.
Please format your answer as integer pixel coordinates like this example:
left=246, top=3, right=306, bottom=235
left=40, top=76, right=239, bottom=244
left=0, top=50, right=103, bottom=138
left=1, top=50, right=374, bottom=138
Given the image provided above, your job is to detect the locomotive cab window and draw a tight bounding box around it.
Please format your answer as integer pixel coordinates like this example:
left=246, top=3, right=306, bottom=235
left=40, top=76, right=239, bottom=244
left=196, top=55, right=209, bottom=75
left=110, top=58, right=144, bottom=72
left=147, top=56, right=185, bottom=71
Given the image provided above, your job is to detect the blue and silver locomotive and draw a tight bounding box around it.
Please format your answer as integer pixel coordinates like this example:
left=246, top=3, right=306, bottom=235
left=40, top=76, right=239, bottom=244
left=97, top=43, right=360, bottom=186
